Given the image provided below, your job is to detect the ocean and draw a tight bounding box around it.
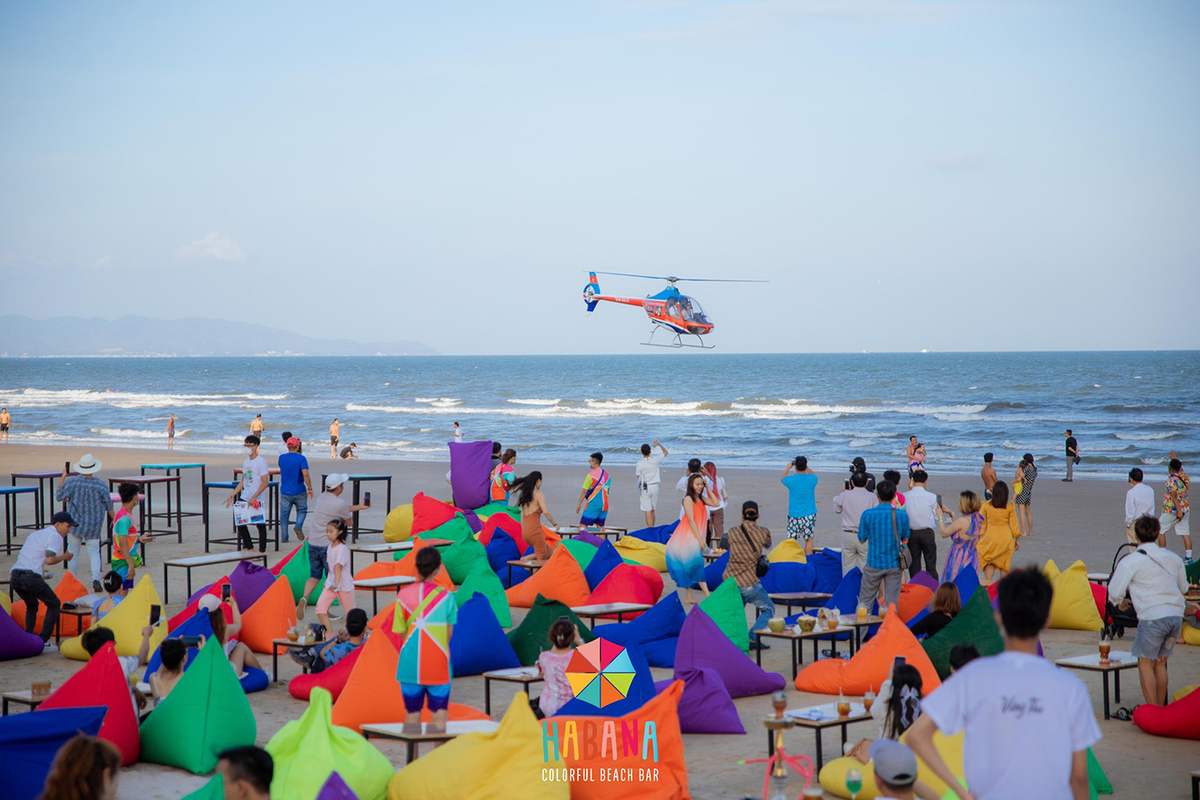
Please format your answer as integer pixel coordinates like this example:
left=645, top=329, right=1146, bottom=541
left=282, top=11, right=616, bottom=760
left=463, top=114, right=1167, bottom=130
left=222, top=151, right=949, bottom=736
left=1, top=352, right=1196, bottom=478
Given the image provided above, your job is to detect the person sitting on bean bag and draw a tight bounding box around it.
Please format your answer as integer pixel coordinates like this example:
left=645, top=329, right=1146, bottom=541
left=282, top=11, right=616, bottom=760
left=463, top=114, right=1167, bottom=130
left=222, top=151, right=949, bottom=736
left=290, top=608, right=369, bottom=674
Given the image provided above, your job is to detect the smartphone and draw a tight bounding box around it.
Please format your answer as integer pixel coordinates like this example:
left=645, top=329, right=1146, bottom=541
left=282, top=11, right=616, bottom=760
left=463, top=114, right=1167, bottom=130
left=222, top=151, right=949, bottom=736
left=893, top=655, right=906, bottom=670
left=149, top=604, right=162, bottom=626
left=179, top=635, right=203, bottom=648
left=363, top=491, right=372, bottom=508
left=221, top=584, right=232, bottom=601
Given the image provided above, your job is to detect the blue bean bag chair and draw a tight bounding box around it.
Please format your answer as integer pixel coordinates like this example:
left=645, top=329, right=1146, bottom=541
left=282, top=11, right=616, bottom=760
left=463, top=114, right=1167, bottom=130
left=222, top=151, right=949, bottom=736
left=486, top=530, right=531, bottom=588
left=1, top=706, right=106, bottom=800
left=0, top=606, right=44, bottom=661
left=240, top=666, right=269, bottom=694
left=583, top=539, right=624, bottom=590
left=450, top=593, right=521, bottom=676
left=786, top=567, right=870, bottom=642
left=593, top=591, right=686, bottom=668
left=554, top=640, right=656, bottom=718
left=627, top=521, right=677, bottom=545
left=808, top=548, right=844, bottom=593
left=144, top=608, right=213, bottom=680
left=761, top=561, right=817, bottom=594
left=701, top=552, right=729, bottom=590
left=953, top=566, right=980, bottom=605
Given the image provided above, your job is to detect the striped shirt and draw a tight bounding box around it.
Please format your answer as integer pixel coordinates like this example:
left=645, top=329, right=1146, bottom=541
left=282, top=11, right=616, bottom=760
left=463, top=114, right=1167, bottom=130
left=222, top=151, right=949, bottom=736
left=55, top=475, right=111, bottom=540
left=724, top=521, right=772, bottom=589
left=857, top=503, right=911, bottom=571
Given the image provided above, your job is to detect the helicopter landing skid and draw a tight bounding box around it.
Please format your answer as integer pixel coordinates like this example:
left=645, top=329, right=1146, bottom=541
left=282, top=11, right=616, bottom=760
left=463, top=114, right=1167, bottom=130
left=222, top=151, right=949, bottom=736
left=639, top=325, right=715, bottom=350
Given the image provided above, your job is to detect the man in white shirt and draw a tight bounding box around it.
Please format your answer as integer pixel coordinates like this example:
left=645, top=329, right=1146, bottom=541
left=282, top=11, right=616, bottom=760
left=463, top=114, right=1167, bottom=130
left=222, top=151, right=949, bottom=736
left=225, top=435, right=270, bottom=552
left=634, top=440, right=669, bottom=527
left=903, top=470, right=946, bottom=580
left=833, top=471, right=874, bottom=572
left=1124, top=467, right=1155, bottom=544
left=1106, top=516, right=1189, bottom=707
left=9, top=511, right=75, bottom=646
left=907, top=567, right=1100, bottom=800
left=674, top=457, right=708, bottom=493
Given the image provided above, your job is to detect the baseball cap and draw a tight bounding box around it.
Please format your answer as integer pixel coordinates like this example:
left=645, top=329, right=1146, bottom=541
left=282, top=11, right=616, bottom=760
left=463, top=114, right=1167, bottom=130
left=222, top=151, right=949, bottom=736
left=869, top=740, right=918, bottom=786
left=325, top=473, right=350, bottom=490
left=51, top=511, right=77, bottom=527
left=198, top=595, right=221, bottom=613
left=286, top=436, right=301, bottom=448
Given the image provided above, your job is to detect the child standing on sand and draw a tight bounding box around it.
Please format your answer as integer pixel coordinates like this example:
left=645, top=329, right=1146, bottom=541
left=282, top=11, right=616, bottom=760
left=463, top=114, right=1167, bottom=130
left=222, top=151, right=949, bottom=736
left=315, top=519, right=355, bottom=633
left=534, top=618, right=579, bottom=718
left=111, top=483, right=151, bottom=589
left=393, top=548, right=458, bottom=734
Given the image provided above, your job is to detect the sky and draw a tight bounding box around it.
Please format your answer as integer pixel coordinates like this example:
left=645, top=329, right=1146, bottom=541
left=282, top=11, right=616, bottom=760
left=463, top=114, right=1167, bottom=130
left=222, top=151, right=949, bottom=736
left=1, top=1, right=1198, bottom=355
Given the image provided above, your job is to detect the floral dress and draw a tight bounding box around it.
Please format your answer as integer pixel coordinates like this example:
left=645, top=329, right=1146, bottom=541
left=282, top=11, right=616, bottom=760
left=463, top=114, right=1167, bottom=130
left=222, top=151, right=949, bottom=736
left=944, top=511, right=983, bottom=583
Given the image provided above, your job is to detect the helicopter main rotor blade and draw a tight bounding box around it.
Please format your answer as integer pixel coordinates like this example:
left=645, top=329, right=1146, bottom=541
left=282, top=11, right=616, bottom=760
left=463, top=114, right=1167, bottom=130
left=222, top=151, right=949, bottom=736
left=591, top=270, right=768, bottom=284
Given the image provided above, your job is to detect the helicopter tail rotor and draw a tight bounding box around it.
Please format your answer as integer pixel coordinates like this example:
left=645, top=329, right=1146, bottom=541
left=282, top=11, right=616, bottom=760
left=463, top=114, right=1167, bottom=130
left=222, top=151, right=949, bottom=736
left=582, top=271, right=601, bottom=312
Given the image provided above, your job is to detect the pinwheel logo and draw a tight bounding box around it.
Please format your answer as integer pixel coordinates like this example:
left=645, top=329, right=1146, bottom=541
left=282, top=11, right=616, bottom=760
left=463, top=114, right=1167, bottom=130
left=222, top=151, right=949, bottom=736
left=565, top=638, right=635, bottom=708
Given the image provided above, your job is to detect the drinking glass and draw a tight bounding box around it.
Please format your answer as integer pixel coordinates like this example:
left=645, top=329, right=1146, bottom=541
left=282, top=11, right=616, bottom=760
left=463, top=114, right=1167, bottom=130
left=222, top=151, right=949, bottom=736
left=846, top=767, right=864, bottom=799
left=863, top=690, right=875, bottom=712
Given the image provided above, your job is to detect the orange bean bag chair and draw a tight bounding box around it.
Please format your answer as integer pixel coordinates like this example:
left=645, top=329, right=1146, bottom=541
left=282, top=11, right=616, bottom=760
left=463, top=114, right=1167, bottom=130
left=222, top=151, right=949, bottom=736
left=410, top=492, right=460, bottom=536
left=331, top=631, right=486, bottom=733
left=582, top=563, right=661, bottom=614
left=1133, top=681, right=1200, bottom=739
left=237, top=577, right=297, bottom=655
left=355, top=539, right=454, bottom=590
left=39, top=642, right=140, bottom=765
left=11, top=571, right=89, bottom=637
left=287, top=645, right=363, bottom=702
left=795, top=606, right=941, bottom=696
left=897, top=584, right=934, bottom=622
left=504, top=546, right=592, bottom=609
left=552, top=679, right=690, bottom=799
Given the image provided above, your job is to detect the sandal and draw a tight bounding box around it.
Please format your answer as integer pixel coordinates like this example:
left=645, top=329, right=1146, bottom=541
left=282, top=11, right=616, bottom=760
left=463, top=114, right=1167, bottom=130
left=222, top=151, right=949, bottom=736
left=1113, top=706, right=1134, bottom=721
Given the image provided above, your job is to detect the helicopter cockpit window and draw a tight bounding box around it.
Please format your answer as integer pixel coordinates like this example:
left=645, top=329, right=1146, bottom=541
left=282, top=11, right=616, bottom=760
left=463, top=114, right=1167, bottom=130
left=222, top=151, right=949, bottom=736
left=680, top=296, right=708, bottom=323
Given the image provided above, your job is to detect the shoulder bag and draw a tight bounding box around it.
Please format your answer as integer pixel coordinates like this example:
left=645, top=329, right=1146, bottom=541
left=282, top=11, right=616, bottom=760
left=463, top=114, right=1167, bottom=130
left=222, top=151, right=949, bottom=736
left=892, top=508, right=912, bottom=572
left=738, top=524, right=770, bottom=578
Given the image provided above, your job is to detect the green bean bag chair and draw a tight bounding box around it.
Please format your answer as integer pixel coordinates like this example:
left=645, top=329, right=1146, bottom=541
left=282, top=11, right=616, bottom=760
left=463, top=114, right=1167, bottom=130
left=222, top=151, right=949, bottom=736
left=417, top=514, right=474, bottom=544
left=698, top=578, right=749, bottom=652
left=506, top=594, right=595, bottom=666
left=267, top=687, right=392, bottom=800
left=139, top=637, right=256, bottom=774
left=560, top=538, right=599, bottom=571
left=440, top=536, right=489, bottom=585
left=455, top=566, right=511, bottom=628
left=922, top=587, right=1004, bottom=679
left=181, top=774, right=223, bottom=800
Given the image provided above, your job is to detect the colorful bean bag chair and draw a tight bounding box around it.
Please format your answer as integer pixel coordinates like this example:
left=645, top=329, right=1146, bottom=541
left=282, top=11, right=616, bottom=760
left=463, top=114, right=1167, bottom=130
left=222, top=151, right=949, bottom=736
left=584, top=539, right=627, bottom=590
left=60, top=575, right=168, bottom=661
left=908, top=570, right=939, bottom=591
left=505, top=546, right=592, bottom=608
left=38, top=642, right=139, bottom=764
left=317, top=771, right=358, bottom=800
left=1132, top=681, right=1200, bottom=739
left=288, top=645, right=362, bottom=702
left=440, top=535, right=489, bottom=584
left=593, top=591, right=686, bottom=669
left=450, top=593, right=521, bottom=676
left=170, top=577, right=233, bottom=630
left=952, top=566, right=980, bottom=608
left=357, top=540, right=454, bottom=591
left=701, top=550, right=730, bottom=591
left=140, top=637, right=257, bottom=774
left=0, top=591, right=9, bottom=615
left=145, top=609, right=213, bottom=680
left=455, top=566, right=512, bottom=627
left=478, top=511, right=525, bottom=552
left=795, top=606, right=941, bottom=696
left=820, top=730, right=965, bottom=799
left=555, top=639, right=657, bottom=718
left=768, top=538, right=808, bottom=563
left=182, top=774, right=223, bottom=800
left=561, top=538, right=599, bottom=572
left=507, top=595, right=597, bottom=666
left=1044, top=559, right=1104, bottom=632
left=449, top=440, right=494, bottom=510
left=228, top=560, right=276, bottom=611
left=627, top=520, right=677, bottom=545
left=808, top=548, right=845, bottom=593
left=268, top=687, right=393, bottom=800
left=675, top=606, right=785, bottom=697
left=0, top=706, right=105, bottom=800
left=273, top=542, right=329, bottom=606
left=760, top=561, right=817, bottom=594
left=0, top=605, right=43, bottom=660
left=698, top=578, right=750, bottom=652
left=584, top=563, right=661, bottom=612
left=417, top=513, right=474, bottom=545
left=787, top=567, right=867, bottom=644
left=654, top=666, right=745, bottom=734
left=382, top=502, right=414, bottom=542
left=922, top=587, right=1004, bottom=679
left=897, top=583, right=934, bottom=622
left=486, top=529, right=532, bottom=588
left=410, top=491, right=460, bottom=536
left=614, top=536, right=668, bottom=572
left=1183, top=621, right=1200, bottom=646
left=574, top=529, right=607, bottom=547
left=388, top=692, right=567, bottom=800
left=237, top=576, right=298, bottom=654
left=473, top=501, right=517, bottom=521
left=10, top=571, right=89, bottom=639
left=553, top=680, right=690, bottom=800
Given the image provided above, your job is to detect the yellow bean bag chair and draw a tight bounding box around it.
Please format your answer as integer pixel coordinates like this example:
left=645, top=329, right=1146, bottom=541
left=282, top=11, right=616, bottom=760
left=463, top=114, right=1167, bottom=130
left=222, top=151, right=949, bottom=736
left=382, top=503, right=413, bottom=542
left=0, top=591, right=9, bottom=614
left=614, top=536, right=668, bottom=573
left=387, top=692, right=567, bottom=799
left=1182, top=622, right=1200, bottom=646
left=768, top=539, right=808, bottom=564
left=1043, top=559, right=1103, bottom=632
left=820, top=730, right=965, bottom=799
left=504, top=546, right=592, bottom=609
left=1174, top=684, right=1198, bottom=702
left=60, top=575, right=168, bottom=661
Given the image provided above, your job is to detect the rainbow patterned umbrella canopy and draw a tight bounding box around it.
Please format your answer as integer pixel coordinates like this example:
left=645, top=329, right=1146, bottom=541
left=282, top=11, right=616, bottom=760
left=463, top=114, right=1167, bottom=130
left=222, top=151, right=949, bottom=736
left=565, top=639, right=635, bottom=708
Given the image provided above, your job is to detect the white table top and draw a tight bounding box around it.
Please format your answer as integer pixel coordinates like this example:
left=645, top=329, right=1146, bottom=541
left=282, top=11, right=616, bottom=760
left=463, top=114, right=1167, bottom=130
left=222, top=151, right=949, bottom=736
left=1055, top=651, right=1136, bottom=669
left=785, top=701, right=869, bottom=724
left=354, top=576, right=416, bottom=589
left=362, top=720, right=499, bottom=739
left=166, top=551, right=266, bottom=566
left=483, top=666, right=542, bottom=680
left=1087, top=572, right=1111, bottom=581
left=350, top=540, right=415, bottom=553
left=3, top=689, right=38, bottom=701
left=570, top=602, right=653, bottom=615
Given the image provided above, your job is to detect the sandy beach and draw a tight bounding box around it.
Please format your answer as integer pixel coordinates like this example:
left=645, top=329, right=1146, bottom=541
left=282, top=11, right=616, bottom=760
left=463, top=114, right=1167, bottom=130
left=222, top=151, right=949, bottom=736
left=2, top=441, right=1196, bottom=799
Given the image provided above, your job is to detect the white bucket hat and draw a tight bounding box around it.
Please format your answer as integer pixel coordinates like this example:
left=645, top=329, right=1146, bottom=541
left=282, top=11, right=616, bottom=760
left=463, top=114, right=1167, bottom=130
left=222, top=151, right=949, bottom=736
left=325, top=473, right=350, bottom=490
left=75, top=453, right=102, bottom=475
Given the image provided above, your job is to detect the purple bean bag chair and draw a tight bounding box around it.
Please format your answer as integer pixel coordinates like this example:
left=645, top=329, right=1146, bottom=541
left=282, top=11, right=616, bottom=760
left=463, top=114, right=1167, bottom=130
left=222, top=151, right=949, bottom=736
left=675, top=607, right=785, bottom=698
left=909, top=571, right=939, bottom=591
left=229, top=561, right=275, bottom=611
left=573, top=530, right=605, bottom=548
left=462, top=510, right=483, bottom=533
left=449, top=440, right=493, bottom=511
left=654, top=666, right=745, bottom=734
left=583, top=540, right=624, bottom=590
left=0, top=606, right=44, bottom=661
left=317, top=771, right=358, bottom=800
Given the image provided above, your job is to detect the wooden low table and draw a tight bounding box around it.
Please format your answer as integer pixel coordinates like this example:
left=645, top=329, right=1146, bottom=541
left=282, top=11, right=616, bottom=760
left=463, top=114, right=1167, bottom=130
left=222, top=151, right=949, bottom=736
left=506, top=557, right=545, bottom=585
left=775, top=701, right=872, bottom=769
left=269, top=636, right=331, bottom=684
left=54, top=604, right=93, bottom=645
left=1055, top=650, right=1138, bottom=720
left=570, top=602, right=652, bottom=626
left=481, top=666, right=543, bottom=716
left=348, top=540, right=414, bottom=573
left=552, top=525, right=627, bottom=541
left=162, top=550, right=269, bottom=602
left=2, top=689, right=46, bottom=715
left=702, top=549, right=726, bottom=564
left=362, top=719, right=500, bottom=762
left=354, top=575, right=416, bottom=614
left=751, top=625, right=849, bottom=679
left=768, top=592, right=834, bottom=615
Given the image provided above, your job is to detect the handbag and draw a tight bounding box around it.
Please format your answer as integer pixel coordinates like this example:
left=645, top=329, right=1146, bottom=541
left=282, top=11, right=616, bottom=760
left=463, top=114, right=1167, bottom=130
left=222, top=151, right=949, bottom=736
left=738, top=524, right=770, bottom=578
left=892, top=508, right=912, bottom=572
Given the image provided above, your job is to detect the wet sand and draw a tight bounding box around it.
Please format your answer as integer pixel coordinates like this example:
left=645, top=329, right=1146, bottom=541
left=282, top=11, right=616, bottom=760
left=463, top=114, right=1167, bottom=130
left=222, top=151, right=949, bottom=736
left=1, top=442, right=1195, bottom=799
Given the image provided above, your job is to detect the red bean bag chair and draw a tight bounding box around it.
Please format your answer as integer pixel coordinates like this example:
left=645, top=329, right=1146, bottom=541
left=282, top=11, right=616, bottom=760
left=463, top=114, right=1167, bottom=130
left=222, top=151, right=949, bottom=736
left=477, top=512, right=525, bottom=553
left=38, top=642, right=139, bottom=765
left=504, top=546, right=591, bottom=609
left=1133, top=682, right=1200, bottom=739
left=796, top=606, right=941, bottom=696
left=410, top=492, right=460, bottom=536
left=582, top=564, right=661, bottom=615
left=1089, top=582, right=1108, bottom=623
left=287, top=645, right=363, bottom=702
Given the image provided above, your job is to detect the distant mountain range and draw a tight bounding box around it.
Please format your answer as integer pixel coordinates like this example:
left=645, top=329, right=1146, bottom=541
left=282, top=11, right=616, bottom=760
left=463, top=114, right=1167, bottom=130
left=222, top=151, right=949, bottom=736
left=0, top=315, right=436, bottom=357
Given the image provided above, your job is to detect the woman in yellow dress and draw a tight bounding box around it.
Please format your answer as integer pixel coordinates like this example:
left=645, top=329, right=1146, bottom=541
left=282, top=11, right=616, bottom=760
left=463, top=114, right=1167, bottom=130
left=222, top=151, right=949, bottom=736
left=977, top=481, right=1022, bottom=583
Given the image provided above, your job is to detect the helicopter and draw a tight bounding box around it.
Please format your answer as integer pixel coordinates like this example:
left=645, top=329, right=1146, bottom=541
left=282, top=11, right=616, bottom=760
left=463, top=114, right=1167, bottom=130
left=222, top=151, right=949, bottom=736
left=581, top=271, right=766, bottom=349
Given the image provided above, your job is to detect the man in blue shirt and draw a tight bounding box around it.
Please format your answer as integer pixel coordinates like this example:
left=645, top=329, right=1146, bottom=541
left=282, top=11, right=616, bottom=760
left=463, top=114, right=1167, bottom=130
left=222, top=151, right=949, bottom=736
left=278, top=436, right=312, bottom=543
left=781, top=456, right=819, bottom=554
left=857, top=480, right=910, bottom=610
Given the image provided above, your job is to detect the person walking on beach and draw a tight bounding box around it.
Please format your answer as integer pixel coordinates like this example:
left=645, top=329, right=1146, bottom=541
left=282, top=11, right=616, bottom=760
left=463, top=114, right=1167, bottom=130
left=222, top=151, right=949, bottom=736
left=782, top=456, right=819, bottom=554
left=392, top=547, right=458, bottom=735
left=451, top=421, right=463, bottom=442
left=9, top=511, right=75, bottom=647
left=1124, top=467, right=1155, bottom=545
left=490, top=448, right=518, bottom=503
left=297, top=473, right=368, bottom=616
left=703, top=461, right=727, bottom=549
left=1160, top=458, right=1191, bottom=561
left=937, top=491, right=983, bottom=584
left=668, top=473, right=716, bottom=605
left=904, top=470, right=945, bottom=580
left=723, top=500, right=774, bottom=650
left=575, top=452, right=611, bottom=527
left=1063, top=430, right=1080, bottom=482
left=249, top=413, right=264, bottom=441
left=224, top=435, right=270, bottom=553
left=278, top=436, right=312, bottom=544
left=0, top=407, right=9, bottom=442
left=635, top=440, right=668, bottom=527
left=833, top=471, right=874, bottom=573
left=857, top=480, right=909, bottom=610
left=978, top=481, right=1022, bottom=584
left=1013, top=453, right=1037, bottom=537
left=56, top=453, right=111, bottom=591
left=907, top=568, right=1101, bottom=800
left=329, top=418, right=340, bottom=458
left=980, top=452, right=997, bottom=501
left=166, top=414, right=176, bottom=449
left=1108, top=516, right=1188, bottom=708
left=514, top=471, right=559, bottom=560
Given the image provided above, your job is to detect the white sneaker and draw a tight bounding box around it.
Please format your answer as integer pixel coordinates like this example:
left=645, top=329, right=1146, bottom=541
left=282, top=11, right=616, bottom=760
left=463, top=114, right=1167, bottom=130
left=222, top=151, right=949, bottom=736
left=42, top=641, right=58, bottom=653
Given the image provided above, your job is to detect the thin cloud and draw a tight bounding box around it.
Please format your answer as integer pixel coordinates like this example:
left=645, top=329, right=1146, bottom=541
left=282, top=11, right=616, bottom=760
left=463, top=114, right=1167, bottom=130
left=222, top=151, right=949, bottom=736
left=176, top=232, right=246, bottom=263
left=927, top=151, right=989, bottom=173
